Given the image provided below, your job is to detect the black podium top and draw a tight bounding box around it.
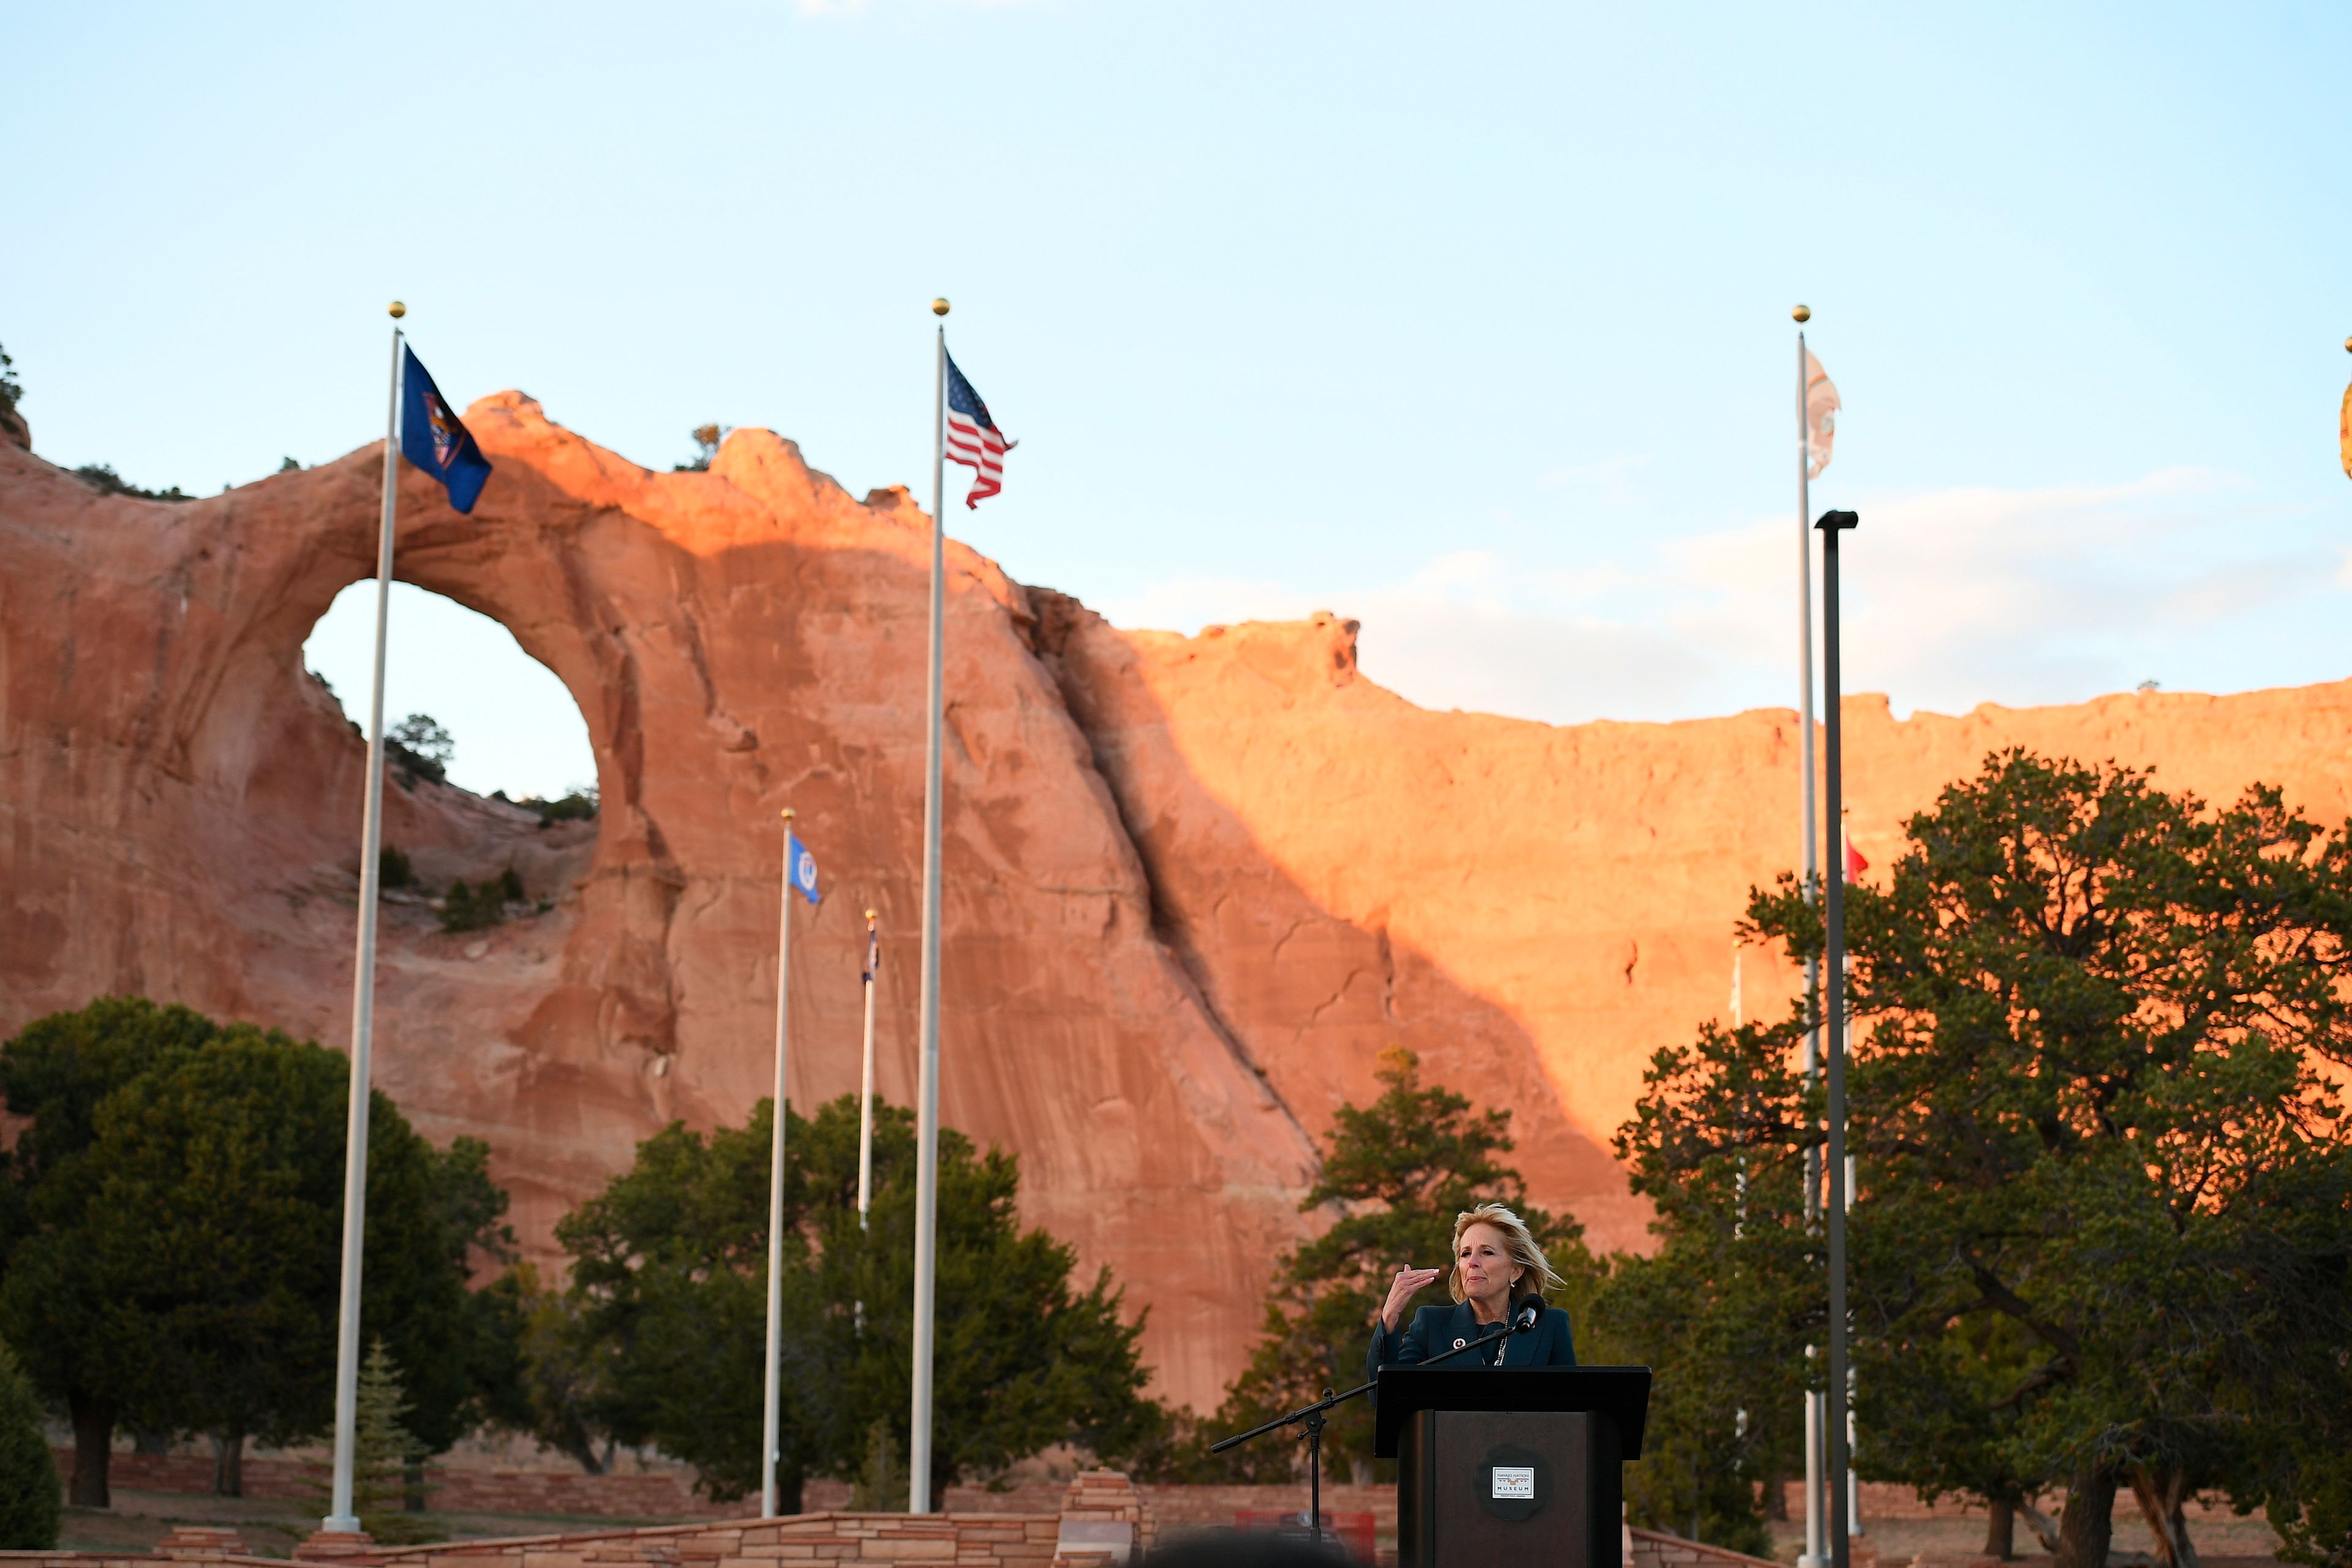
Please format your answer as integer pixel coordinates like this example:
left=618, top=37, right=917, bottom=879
left=1371, top=1366, right=1652, bottom=1460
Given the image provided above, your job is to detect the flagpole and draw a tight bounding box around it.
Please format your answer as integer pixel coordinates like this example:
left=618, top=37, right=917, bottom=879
left=323, top=300, right=406, bottom=1537
left=761, top=808, right=797, bottom=1518
left=1817, top=506, right=1860, bottom=1568
left=1792, top=303, right=1826, bottom=1568
left=1841, top=810, right=1863, bottom=1544
left=853, top=908, right=878, bottom=1338
left=858, top=910, right=880, bottom=1228
left=909, top=298, right=950, bottom=1515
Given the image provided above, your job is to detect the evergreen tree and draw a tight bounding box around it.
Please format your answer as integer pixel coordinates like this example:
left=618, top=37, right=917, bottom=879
left=352, top=1341, right=437, bottom=1544
left=0, top=1341, right=59, bottom=1549
left=1626, top=751, right=2352, bottom=1568
left=1605, top=1008, right=1845, bottom=1552
left=0, top=1008, right=515, bottom=1499
left=478, top=1264, right=611, bottom=1474
left=552, top=1093, right=1157, bottom=1506
left=847, top=1420, right=908, bottom=1512
left=0, top=995, right=217, bottom=1504
left=805, top=1094, right=1159, bottom=1488
left=1193, top=1047, right=1591, bottom=1483
left=556, top=1099, right=814, bottom=1508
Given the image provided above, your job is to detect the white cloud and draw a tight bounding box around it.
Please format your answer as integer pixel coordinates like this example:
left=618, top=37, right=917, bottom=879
left=1099, top=469, right=2346, bottom=728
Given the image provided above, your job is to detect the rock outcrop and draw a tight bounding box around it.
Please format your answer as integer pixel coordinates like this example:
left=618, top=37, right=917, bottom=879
left=7, top=396, right=2352, bottom=1410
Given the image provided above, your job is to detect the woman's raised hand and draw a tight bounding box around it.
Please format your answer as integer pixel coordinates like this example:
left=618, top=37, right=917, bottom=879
left=1380, top=1265, right=1444, bottom=1333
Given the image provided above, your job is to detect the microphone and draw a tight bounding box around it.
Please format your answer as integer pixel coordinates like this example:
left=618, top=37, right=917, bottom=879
left=1511, top=1300, right=1541, bottom=1333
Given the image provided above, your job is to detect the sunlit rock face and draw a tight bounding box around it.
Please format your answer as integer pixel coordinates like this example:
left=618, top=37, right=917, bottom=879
left=7, top=399, right=2352, bottom=1410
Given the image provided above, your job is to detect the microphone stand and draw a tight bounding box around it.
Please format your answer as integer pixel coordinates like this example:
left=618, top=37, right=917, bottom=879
left=1211, top=1306, right=1535, bottom=1549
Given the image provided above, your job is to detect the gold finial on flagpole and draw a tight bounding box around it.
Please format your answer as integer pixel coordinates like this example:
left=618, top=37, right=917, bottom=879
left=2343, top=334, right=2351, bottom=353
left=932, top=298, right=951, bottom=317
left=781, top=807, right=794, bottom=821
left=866, top=908, right=878, bottom=922
left=1792, top=304, right=1812, bottom=323
left=388, top=301, right=407, bottom=319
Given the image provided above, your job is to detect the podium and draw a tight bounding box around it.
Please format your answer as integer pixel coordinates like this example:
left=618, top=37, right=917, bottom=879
left=1373, top=1366, right=1651, bottom=1568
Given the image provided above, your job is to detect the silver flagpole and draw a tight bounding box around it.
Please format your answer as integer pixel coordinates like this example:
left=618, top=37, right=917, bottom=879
left=1792, top=304, right=1826, bottom=1568
left=858, top=910, right=880, bottom=1228
left=909, top=299, right=950, bottom=1514
left=762, top=807, right=797, bottom=1518
left=853, top=910, right=878, bottom=1339
left=323, top=300, right=407, bottom=1537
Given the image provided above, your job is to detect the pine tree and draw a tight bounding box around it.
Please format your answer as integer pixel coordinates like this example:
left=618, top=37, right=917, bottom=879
left=1197, top=1047, right=1591, bottom=1482
left=353, top=1341, right=437, bottom=1544
left=848, top=1419, right=908, bottom=1512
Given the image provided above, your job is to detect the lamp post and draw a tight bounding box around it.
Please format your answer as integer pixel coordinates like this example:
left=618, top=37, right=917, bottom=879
left=1815, top=507, right=1859, bottom=1568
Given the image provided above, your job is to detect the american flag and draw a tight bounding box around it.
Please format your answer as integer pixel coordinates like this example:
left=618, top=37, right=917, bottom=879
left=943, top=350, right=1014, bottom=507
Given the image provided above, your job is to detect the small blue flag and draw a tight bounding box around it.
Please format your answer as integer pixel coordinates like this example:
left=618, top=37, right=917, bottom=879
left=786, top=832, right=820, bottom=906
left=399, top=345, right=493, bottom=514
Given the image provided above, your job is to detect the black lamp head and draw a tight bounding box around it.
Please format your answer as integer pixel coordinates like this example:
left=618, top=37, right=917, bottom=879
left=1815, top=509, right=1860, bottom=532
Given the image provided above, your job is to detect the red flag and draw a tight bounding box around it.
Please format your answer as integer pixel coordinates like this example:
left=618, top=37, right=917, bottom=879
left=1843, top=826, right=1869, bottom=881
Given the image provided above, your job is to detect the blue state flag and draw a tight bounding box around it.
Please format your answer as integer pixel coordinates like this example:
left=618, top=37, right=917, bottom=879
left=786, top=832, right=820, bottom=905
left=399, top=345, right=493, bottom=514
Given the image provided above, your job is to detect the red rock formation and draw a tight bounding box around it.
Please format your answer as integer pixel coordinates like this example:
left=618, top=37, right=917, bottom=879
left=0, top=401, right=1315, bottom=1411
left=7, top=396, right=2352, bottom=1411
left=1036, top=604, right=2352, bottom=1262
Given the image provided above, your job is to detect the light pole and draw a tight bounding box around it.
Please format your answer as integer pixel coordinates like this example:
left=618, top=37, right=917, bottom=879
left=1815, top=507, right=1858, bottom=1568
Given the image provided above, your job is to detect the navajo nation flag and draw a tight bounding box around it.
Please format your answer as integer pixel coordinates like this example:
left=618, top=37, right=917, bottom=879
left=399, top=345, right=493, bottom=513
left=943, top=350, right=1014, bottom=507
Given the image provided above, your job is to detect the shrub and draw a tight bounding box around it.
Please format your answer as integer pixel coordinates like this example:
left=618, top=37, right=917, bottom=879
left=439, top=880, right=506, bottom=934
left=517, top=791, right=597, bottom=826
left=672, top=424, right=728, bottom=472
left=387, top=715, right=452, bottom=788
left=0, top=1341, right=59, bottom=1547
left=0, top=342, right=22, bottom=445
left=72, top=464, right=192, bottom=503
left=379, top=846, right=415, bottom=890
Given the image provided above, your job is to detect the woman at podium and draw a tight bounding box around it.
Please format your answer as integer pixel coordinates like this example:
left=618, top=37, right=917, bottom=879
left=1367, top=1202, right=1575, bottom=1381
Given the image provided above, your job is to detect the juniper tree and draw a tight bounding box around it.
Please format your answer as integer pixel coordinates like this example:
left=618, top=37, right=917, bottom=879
left=1626, top=750, right=2352, bottom=1568
left=552, top=1093, right=1155, bottom=1508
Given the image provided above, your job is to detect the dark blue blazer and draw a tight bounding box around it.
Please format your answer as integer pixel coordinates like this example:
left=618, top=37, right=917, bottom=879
left=1366, top=1298, right=1576, bottom=1393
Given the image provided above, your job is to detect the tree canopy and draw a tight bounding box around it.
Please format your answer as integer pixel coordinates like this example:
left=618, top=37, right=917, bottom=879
left=1617, top=750, right=2352, bottom=1568
left=1188, top=1046, right=1591, bottom=1483
left=0, top=997, right=518, bottom=1502
left=541, top=1091, right=1157, bottom=1509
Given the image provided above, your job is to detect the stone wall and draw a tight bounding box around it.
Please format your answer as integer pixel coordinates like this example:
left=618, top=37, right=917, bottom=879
left=1139, top=1483, right=1393, bottom=1535
left=0, top=1474, right=1157, bottom=1568
left=53, top=1452, right=729, bottom=1520
left=349, top=1513, right=1065, bottom=1567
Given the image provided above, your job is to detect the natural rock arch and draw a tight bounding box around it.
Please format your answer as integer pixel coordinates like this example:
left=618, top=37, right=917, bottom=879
left=20, top=391, right=2352, bottom=1408
left=0, top=396, right=1332, bottom=1407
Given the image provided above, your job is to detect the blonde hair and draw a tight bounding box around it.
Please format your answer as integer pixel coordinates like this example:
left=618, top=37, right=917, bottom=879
left=1447, top=1202, right=1563, bottom=1305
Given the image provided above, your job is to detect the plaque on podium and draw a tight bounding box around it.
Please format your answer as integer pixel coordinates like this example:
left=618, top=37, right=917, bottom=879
left=1373, top=1366, right=1651, bottom=1568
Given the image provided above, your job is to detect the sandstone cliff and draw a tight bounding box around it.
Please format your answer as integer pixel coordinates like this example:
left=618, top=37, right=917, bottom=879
left=6, top=398, right=2351, bottom=1411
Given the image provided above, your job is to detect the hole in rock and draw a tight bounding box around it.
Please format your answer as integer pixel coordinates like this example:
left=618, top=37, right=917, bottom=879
left=303, top=581, right=595, bottom=805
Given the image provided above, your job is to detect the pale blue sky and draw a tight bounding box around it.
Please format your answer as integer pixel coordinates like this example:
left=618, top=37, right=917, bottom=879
left=7, top=2, right=2349, bottom=798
